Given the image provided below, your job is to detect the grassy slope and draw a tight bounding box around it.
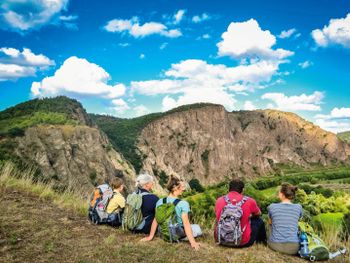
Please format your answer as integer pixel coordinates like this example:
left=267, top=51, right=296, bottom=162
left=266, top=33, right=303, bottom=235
left=338, top=131, right=350, bottom=144
left=0, top=175, right=310, bottom=263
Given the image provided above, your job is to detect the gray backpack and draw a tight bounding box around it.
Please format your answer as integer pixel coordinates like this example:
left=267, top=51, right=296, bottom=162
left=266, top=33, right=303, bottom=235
left=217, top=195, right=249, bottom=247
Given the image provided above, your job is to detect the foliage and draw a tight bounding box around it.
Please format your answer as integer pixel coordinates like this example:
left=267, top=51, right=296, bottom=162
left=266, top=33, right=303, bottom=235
left=189, top=178, right=204, bottom=193
left=337, top=131, right=350, bottom=144
left=297, top=183, right=334, bottom=198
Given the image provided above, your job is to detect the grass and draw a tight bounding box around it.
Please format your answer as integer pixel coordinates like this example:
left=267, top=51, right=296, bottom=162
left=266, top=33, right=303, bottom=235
left=0, top=163, right=87, bottom=216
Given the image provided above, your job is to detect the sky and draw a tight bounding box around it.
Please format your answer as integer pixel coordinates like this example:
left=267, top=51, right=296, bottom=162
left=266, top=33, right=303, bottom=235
left=0, top=0, right=349, bottom=133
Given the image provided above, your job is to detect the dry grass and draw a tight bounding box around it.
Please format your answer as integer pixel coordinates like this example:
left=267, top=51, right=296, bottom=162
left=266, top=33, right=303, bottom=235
left=0, top=162, right=349, bottom=263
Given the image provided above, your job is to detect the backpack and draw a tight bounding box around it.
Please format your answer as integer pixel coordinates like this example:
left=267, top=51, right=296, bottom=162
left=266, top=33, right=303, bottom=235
left=216, top=195, right=248, bottom=247
left=298, top=222, right=330, bottom=261
left=122, top=190, right=150, bottom=231
left=88, top=184, right=114, bottom=224
left=155, top=198, right=182, bottom=243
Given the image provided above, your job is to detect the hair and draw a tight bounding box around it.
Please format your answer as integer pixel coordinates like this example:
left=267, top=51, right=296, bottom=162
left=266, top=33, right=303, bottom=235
left=280, top=183, right=298, bottom=200
left=166, top=176, right=182, bottom=193
left=229, top=179, right=245, bottom=193
left=136, top=173, right=154, bottom=188
left=110, top=178, right=123, bottom=190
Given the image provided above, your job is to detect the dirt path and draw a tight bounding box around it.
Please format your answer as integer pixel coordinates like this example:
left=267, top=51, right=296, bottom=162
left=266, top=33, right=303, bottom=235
left=0, top=186, right=346, bottom=263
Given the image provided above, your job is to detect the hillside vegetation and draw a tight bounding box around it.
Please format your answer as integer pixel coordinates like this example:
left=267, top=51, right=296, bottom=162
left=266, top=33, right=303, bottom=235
left=338, top=131, right=350, bottom=144
left=0, top=163, right=311, bottom=263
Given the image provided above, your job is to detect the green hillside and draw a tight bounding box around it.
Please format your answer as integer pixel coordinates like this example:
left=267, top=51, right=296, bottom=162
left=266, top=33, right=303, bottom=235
left=0, top=96, right=91, bottom=137
left=338, top=131, right=350, bottom=144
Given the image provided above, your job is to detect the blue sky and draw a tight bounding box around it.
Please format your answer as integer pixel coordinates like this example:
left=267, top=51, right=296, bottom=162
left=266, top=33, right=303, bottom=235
left=0, top=0, right=350, bottom=132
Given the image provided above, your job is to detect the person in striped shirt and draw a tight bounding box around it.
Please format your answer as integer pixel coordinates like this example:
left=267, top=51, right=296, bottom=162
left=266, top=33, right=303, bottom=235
left=267, top=183, right=303, bottom=255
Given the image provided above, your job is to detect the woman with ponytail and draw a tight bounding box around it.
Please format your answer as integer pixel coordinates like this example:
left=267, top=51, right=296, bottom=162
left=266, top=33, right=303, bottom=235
left=141, top=176, right=202, bottom=250
left=267, top=183, right=303, bottom=255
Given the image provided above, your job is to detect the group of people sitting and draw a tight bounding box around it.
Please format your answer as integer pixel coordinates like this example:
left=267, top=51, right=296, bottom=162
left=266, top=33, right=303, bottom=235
left=99, top=173, right=303, bottom=256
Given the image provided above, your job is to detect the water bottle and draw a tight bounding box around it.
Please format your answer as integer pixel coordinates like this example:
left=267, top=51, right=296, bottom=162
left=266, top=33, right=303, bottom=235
left=299, top=232, right=309, bottom=258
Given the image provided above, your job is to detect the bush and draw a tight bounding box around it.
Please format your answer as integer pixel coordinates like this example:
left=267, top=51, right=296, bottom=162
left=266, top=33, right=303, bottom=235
left=189, top=178, right=204, bottom=193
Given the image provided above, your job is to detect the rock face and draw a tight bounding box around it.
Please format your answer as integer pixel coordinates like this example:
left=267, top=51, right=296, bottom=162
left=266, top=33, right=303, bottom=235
left=15, top=125, right=135, bottom=196
left=138, top=105, right=350, bottom=186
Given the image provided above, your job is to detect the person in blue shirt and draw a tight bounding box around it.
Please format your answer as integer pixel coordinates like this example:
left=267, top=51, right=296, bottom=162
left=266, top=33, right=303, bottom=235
left=141, top=176, right=202, bottom=250
left=267, top=183, right=303, bottom=255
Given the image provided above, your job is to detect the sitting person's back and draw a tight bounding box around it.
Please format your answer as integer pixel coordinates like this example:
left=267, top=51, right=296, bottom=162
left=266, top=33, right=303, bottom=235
left=106, top=178, right=125, bottom=227
left=132, top=173, right=159, bottom=234
left=268, top=183, right=302, bottom=255
left=215, top=179, right=266, bottom=247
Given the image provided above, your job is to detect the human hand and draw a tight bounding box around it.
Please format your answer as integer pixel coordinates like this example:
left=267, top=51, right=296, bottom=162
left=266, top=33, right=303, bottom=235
left=140, top=236, right=153, bottom=242
left=190, top=241, right=200, bottom=250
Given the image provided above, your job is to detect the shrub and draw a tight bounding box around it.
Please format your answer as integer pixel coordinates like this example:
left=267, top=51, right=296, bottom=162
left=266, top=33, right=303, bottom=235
left=189, top=178, right=204, bottom=193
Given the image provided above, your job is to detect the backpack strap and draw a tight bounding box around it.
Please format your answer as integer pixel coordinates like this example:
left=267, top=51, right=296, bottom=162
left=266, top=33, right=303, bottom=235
left=236, top=196, right=249, bottom=207
left=223, top=195, right=231, bottom=204
left=173, top=199, right=181, bottom=206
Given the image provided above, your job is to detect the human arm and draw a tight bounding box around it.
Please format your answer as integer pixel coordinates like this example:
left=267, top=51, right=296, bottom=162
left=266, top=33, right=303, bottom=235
left=182, top=213, right=200, bottom=250
left=140, top=218, right=158, bottom=242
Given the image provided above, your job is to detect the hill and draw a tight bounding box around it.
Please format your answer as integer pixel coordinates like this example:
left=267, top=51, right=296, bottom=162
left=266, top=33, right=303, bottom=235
left=92, top=104, right=350, bottom=188
left=0, top=165, right=310, bottom=263
left=338, top=131, right=350, bottom=144
left=0, top=97, right=135, bottom=196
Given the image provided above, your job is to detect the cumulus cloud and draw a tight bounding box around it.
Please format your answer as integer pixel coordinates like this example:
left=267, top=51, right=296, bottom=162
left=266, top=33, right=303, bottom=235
left=314, top=108, right=350, bottom=133
left=192, top=13, right=211, bottom=23
left=112, top=98, right=130, bottom=113
left=0, top=0, right=70, bottom=32
left=134, top=105, right=150, bottom=116
left=262, top=91, right=324, bottom=111
left=131, top=58, right=286, bottom=111
left=298, top=60, right=313, bottom=69
left=0, top=47, right=54, bottom=81
left=31, top=56, right=126, bottom=99
left=312, top=13, right=350, bottom=48
left=278, top=28, right=297, bottom=39
left=104, top=17, right=182, bottom=38
left=139, top=53, right=145, bottom=59
left=244, top=101, right=257, bottom=110
left=160, top=42, right=168, bottom=50
left=173, top=9, right=186, bottom=24
left=217, top=19, right=294, bottom=61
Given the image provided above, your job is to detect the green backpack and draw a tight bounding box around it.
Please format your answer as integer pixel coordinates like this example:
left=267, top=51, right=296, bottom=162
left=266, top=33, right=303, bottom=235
left=155, top=198, right=182, bottom=243
left=298, top=222, right=330, bottom=261
left=122, top=190, right=149, bottom=231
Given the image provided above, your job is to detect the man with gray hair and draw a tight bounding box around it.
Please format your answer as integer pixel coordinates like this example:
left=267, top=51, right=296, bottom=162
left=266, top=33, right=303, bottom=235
left=133, top=173, right=159, bottom=234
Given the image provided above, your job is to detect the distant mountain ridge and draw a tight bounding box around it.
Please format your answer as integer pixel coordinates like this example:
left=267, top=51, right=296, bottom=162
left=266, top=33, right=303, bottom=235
left=1, top=96, right=349, bottom=193
left=338, top=131, right=350, bottom=144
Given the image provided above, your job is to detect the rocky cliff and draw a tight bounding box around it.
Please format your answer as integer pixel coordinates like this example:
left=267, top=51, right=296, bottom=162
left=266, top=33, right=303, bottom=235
left=137, top=105, right=350, bottom=186
left=0, top=97, right=136, bottom=196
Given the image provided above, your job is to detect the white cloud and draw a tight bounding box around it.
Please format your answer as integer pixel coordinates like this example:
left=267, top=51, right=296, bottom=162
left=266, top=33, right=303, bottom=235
left=0, top=0, right=69, bottom=32
left=118, top=43, right=130, bottom=47
left=160, top=42, right=168, bottom=50
left=192, top=13, right=210, bottom=23
left=262, top=91, right=324, bottom=111
left=298, top=60, right=313, bottom=69
left=197, top=33, right=211, bottom=40
left=139, top=53, right=145, bottom=59
left=134, top=105, right=150, bottom=116
left=173, top=10, right=186, bottom=25
left=0, top=47, right=54, bottom=81
left=31, top=56, right=126, bottom=99
left=131, top=57, right=287, bottom=111
left=112, top=98, right=129, bottom=113
left=314, top=107, right=350, bottom=133
left=217, top=19, right=294, bottom=61
left=59, top=15, right=78, bottom=21
left=244, top=101, right=257, bottom=110
left=312, top=13, right=350, bottom=48
left=104, top=17, right=182, bottom=38
left=278, top=28, right=297, bottom=39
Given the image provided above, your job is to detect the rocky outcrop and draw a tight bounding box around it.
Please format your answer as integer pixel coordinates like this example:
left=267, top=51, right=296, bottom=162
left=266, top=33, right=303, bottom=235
left=14, top=125, right=135, bottom=196
left=138, top=105, right=350, bottom=186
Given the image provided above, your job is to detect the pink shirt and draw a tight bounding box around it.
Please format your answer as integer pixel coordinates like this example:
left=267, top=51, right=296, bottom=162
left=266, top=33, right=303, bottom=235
left=215, top=191, right=261, bottom=246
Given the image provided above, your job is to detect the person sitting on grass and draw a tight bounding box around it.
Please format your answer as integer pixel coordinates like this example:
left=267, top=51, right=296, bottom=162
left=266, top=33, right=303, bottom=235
left=141, top=176, right=202, bottom=250
left=133, top=173, right=159, bottom=234
left=106, top=178, right=125, bottom=227
left=267, top=183, right=302, bottom=255
left=215, top=179, right=267, bottom=247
